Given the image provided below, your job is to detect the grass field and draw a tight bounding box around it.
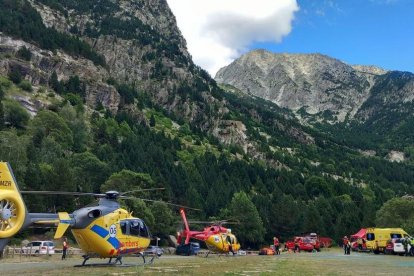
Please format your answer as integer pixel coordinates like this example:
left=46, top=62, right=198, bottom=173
left=1, top=248, right=414, bottom=275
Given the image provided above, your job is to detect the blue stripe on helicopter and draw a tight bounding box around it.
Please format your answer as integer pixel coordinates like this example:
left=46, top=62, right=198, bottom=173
left=91, top=225, right=109, bottom=238
left=107, top=237, right=121, bottom=249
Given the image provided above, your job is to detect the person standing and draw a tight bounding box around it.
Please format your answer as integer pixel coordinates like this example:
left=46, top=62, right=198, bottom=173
left=402, top=238, right=409, bottom=256
left=294, top=237, right=300, bottom=253
left=342, top=236, right=350, bottom=255
left=62, top=237, right=68, bottom=260
left=357, top=237, right=363, bottom=251
left=273, top=237, right=280, bottom=255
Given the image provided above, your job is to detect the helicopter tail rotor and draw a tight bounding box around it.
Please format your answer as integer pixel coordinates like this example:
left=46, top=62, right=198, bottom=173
left=0, top=162, right=27, bottom=241
left=54, top=212, right=72, bottom=239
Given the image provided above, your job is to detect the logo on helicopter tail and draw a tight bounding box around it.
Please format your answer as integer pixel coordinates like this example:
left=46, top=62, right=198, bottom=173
left=0, top=180, right=12, bottom=187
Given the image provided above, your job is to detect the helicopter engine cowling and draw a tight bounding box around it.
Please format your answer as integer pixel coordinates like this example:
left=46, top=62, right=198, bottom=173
left=0, top=162, right=27, bottom=239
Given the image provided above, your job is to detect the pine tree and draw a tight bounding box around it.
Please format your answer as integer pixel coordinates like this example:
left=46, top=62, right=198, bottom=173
left=8, top=68, right=22, bottom=84
left=149, top=114, right=156, bottom=127
left=0, top=100, right=4, bottom=130
left=222, top=191, right=265, bottom=248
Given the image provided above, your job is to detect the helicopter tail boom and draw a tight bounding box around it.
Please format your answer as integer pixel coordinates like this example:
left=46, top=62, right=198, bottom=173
left=179, top=208, right=191, bottom=244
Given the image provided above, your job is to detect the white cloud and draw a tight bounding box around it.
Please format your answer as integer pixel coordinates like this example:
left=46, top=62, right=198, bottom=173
left=167, top=0, right=299, bottom=76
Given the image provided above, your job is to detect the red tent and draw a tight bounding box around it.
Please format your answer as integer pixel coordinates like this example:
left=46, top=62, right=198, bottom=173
left=351, top=228, right=366, bottom=240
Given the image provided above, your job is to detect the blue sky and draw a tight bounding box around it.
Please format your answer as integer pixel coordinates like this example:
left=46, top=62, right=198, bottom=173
left=251, top=0, right=414, bottom=72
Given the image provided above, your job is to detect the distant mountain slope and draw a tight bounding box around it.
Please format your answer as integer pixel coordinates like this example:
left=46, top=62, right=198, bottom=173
left=215, top=49, right=414, bottom=151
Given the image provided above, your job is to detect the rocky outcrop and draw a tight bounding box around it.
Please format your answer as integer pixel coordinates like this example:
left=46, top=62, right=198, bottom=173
left=0, top=33, right=120, bottom=113
left=386, top=151, right=405, bottom=163
left=25, top=0, right=225, bottom=129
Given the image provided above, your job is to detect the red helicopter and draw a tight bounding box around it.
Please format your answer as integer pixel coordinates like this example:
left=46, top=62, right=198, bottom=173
left=176, top=209, right=241, bottom=256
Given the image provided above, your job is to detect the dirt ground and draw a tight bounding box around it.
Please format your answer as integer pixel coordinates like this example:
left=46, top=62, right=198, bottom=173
left=1, top=248, right=413, bottom=275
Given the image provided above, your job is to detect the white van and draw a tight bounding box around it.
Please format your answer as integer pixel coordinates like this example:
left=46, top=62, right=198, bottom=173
left=22, top=241, right=55, bottom=255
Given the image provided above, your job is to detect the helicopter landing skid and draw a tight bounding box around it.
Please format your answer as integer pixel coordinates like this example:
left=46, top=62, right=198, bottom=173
left=74, top=253, right=155, bottom=267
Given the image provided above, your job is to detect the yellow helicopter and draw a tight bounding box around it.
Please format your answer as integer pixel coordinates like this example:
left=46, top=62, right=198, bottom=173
left=0, top=161, right=195, bottom=266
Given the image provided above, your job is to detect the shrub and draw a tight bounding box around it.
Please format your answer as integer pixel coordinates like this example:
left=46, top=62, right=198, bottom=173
left=8, top=68, right=22, bottom=84
left=4, top=100, right=30, bottom=128
left=19, top=80, right=33, bottom=92
left=16, top=46, right=32, bottom=61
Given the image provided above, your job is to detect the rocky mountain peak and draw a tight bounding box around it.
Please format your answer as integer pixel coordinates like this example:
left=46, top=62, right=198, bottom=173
left=216, top=50, right=372, bottom=122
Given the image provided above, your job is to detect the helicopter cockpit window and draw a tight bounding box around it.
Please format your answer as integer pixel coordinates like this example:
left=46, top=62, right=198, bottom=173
left=129, top=219, right=150, bottom=238
left=232, top=236, right=237, bottom=244
left=120, top=220, right=129, bottom=235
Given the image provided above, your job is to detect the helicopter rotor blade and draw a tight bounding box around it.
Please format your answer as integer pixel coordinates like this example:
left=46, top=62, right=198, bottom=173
left=121, top=197, right=201, bottom=211
left=21, top=191, right=106, bottom=197
left=120, top=188, right=166, bottom=196
left=187, top=220, right=240, bottom=225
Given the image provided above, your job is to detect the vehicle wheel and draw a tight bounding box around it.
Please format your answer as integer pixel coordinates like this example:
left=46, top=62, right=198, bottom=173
left=374, top=250, right=380, bottom=255
left=35, top=250, right=39, bottom=254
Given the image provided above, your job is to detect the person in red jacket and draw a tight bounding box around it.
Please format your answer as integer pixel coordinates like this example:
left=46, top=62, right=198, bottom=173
left=62, top=237, right=69, bottom=260
left=343, top=236, right=350, bottom=255
left=273, top=237, right=280, bottom=255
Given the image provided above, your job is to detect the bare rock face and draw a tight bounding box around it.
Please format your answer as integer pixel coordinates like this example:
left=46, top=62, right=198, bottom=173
left=25, top=0, right=222, bottom=128
left=0, top=34, right=120, bottom=113
left=212, top=120, right=248, bottom=147
left=215, top=49, right=389, bottom=122
left=386, top=151, right=405, bottom=163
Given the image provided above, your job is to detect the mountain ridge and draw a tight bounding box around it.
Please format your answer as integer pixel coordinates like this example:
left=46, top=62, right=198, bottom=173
left=215, top=49, right=414, bottom=151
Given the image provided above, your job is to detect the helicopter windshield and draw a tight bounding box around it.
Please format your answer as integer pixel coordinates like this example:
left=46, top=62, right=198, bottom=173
left=120, top=219, right=150, bottom=238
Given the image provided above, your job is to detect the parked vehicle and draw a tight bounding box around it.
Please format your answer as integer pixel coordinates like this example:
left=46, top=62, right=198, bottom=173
left=319, top=237, right=333, bottom=248
left=237, top=250, right=247, bottom=256
left=307, top=233, right=321, bottom=251
left=393, top=238, right=412, bottom=256
left=285, top=237, right=315, bottom=252
left=385, top=239, right=395, bottom=255
left=365, top=228, right=409, bottom=254
left=176, top=242, right=200, bottom=256
left=143, top=245, right=164, bottom=257
left=22, top=241, right=55, bottom=255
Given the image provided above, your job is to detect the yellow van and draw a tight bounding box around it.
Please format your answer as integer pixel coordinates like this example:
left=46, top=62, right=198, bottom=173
left=365, top=228, right=409, bottom=254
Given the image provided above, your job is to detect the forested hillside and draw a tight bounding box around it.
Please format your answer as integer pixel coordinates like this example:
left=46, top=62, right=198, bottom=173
left=0, top=0, right=413, bottom=247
